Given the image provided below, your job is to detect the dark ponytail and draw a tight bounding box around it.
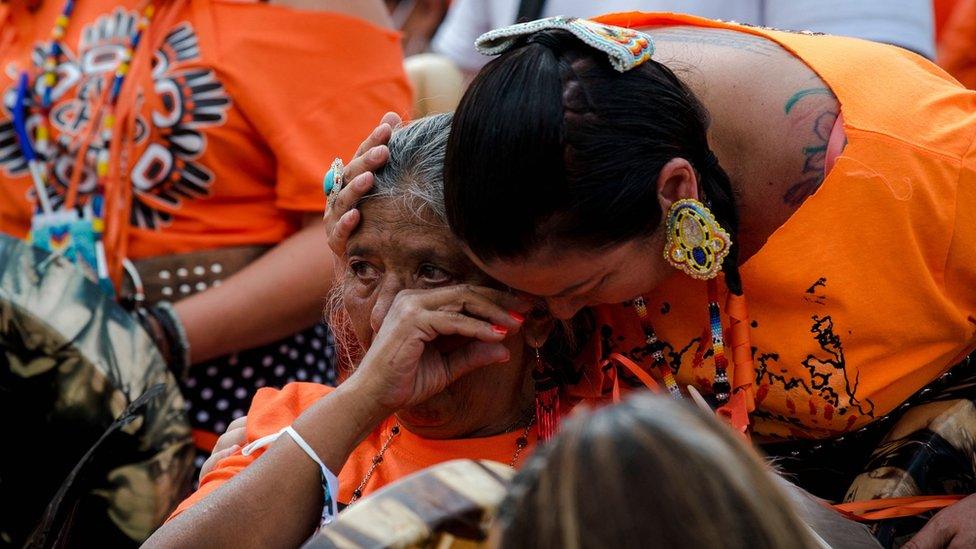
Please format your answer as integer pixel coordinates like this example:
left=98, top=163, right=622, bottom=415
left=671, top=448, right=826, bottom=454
left=445, top=29, right=743, bottom=294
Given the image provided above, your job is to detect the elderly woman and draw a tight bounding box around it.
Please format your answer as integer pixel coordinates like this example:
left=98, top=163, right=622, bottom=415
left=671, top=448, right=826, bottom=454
left=143, top=114, right=571, bottom=547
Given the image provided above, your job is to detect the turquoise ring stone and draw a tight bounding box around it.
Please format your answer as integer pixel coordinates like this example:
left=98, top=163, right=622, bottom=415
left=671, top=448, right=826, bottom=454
left=324, top=158, right=344, bottom=198
left=323, top=168, right=336, bottom=195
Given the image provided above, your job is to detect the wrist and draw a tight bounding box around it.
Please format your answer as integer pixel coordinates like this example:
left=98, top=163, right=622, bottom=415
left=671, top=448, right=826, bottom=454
left=135, top=302, right=191, bottom=379
left=152, top=301, right=192, bottom=378
left=339, top=371, right=398, bottom=420
left=291, top=378, right=392, bottom=473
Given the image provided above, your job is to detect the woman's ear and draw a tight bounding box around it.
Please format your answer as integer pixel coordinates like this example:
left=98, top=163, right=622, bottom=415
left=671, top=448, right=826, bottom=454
left=656, top=158, right=700, bottom=214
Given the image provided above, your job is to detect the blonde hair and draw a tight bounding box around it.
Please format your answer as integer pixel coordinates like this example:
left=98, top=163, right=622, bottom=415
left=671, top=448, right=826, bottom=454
left=499, top=393, right=819, bottom=549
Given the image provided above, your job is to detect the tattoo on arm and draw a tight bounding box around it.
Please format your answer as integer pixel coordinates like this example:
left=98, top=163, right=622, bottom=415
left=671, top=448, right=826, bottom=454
left=782, top=87, right=838, bottom=207
left=650, top=28, right=786, bottom=57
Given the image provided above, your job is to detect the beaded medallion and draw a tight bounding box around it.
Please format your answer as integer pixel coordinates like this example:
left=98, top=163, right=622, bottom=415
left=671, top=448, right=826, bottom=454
left=664, top=199, right=731, bottom=280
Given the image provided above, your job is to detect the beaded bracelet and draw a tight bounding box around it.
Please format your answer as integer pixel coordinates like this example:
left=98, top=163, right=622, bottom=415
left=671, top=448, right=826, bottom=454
left=243, top=425, right=339, bottom=528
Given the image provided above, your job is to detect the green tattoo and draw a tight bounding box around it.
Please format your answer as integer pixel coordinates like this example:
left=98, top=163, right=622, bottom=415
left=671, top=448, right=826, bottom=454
left=784, top=87, right=832, bottom=114
left=782, top=87, right=838, bottom=206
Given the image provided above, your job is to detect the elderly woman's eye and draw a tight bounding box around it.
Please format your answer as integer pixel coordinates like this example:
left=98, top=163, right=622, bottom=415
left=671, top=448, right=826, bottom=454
left=349, top=260, right=379, bottom=281
left=418, top=263, right=452, bottom=284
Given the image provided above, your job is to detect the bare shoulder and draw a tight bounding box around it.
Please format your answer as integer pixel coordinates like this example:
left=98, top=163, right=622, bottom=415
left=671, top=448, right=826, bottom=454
left=646, top=26, right=792, bottom=59
left=642, top=26, right=841, bottom=254
left=267, top=0, right=393, bottom=28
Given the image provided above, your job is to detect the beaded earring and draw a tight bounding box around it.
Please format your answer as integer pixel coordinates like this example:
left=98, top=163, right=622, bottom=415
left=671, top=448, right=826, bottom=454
left=663, top=198, right=731, bottom=281
left=532, top=347, right=560, bottom=441
left=663, top=198, right=735, bottom=405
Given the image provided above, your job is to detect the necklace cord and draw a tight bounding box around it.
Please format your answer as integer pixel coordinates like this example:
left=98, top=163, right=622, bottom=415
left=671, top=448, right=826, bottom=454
left=350, top=417, right=536, bottom=504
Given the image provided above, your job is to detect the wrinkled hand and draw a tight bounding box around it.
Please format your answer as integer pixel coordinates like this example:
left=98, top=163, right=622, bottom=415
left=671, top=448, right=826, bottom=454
left=350, top=285, right=529, bottom=412
left=905, top=493, right=976, bottom=549
left=324, top=112, right=402, bottom=256
left=199, top=416, right=247, bottom=482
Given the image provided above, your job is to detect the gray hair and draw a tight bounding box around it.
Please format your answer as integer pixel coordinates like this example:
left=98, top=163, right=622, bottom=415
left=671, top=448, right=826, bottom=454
left=365, top=112, right=452, bottom=224
left=329, top=113, right=453, bottom=372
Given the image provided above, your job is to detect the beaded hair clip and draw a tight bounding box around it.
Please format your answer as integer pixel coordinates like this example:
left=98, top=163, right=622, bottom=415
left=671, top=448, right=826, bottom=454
left=475, top=16, right=654, bottom=72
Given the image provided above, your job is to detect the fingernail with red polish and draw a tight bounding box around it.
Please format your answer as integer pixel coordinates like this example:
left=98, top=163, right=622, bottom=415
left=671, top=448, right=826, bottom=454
left=492, top=325, right=509, bottom=335
left=508, top=310, right=525, bottom=323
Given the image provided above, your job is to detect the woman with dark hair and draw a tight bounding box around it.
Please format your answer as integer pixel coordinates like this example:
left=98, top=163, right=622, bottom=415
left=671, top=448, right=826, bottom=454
left=327, top=14, right=976, bottom=547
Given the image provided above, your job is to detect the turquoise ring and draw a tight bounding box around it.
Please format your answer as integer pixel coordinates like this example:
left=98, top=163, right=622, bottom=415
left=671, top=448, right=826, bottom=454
left=324, top=158, right=344, bottom=200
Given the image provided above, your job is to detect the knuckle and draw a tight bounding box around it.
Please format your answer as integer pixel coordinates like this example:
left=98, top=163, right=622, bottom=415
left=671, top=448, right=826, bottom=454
left=229, top=427, right=246, bottom=442
left=446, top=311, right=467, bottom=323
left=392, top=291, right=419, bottom=313
left=334, top=191, right=351, bottom=212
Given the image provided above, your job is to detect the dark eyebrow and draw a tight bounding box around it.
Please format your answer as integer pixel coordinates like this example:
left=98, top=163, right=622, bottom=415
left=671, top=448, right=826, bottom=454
left=402, top=246, right=456, bottom=264
left=346, top=245, right=371, bottom=258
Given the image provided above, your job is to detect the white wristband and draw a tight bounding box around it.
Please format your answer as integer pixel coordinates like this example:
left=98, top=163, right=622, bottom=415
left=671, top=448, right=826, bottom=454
left=242, top=425, right=339, bottom=527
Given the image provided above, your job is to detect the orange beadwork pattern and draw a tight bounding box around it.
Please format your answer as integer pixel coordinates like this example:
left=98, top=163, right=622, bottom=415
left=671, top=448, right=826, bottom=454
left=475, top=16, right=654, bottom=73
left=574, top=18, right=653, bottom=65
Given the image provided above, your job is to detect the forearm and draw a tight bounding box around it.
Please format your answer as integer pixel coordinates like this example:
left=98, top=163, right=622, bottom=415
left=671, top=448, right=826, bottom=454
left=145, top=377, right=388, bottom=548
left=175, top=220, right=336, bottom=363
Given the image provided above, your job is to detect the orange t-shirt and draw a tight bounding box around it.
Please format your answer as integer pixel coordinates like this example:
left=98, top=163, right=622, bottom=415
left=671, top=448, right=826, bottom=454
left=574, top=13, right=976, bottom=440
left=0, top=0, right=411, bottom=259
left=171, top=382, right=538, bottom=517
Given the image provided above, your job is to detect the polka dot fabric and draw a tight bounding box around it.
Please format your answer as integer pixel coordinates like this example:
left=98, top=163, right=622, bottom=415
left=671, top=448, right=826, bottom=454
left=180, top=322, right=337, bottom=471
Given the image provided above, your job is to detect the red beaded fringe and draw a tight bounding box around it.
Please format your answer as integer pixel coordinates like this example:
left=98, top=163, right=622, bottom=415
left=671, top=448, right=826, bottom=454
left=535, top=384, right=560, bottom=442
left=533, top=350, right=561, bottom=442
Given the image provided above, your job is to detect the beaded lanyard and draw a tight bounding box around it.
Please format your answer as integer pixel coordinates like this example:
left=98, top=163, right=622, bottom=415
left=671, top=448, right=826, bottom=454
left=707, top=279, right=732, bottom=404
left=21, top=0, right=156, bottom=196
left=632, top=280, right=734, bottom=406
left=95, top=1, right=156, bottom=180
left=17, top=0, right=157, bottom=293
left=36, top=0, right=74, bottom=156
left=632, top=296, right=681, bottom=399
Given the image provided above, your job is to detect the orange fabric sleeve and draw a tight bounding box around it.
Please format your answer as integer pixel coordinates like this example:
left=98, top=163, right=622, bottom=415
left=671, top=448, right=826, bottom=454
left=168, top=382, right=332, bottom=520
left=207, top=3, right=413, bottom=213
left=944, top=137, right=976, bottom=349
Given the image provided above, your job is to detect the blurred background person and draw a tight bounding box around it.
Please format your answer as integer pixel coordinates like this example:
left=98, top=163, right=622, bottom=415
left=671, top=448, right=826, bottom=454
left=429, top=0, right=935, bottom=85
left=935, top=0, right=976, bottom=88
left=0, top=0, right=411, bottom=487
left=498, top=393, right=824, bottom=549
